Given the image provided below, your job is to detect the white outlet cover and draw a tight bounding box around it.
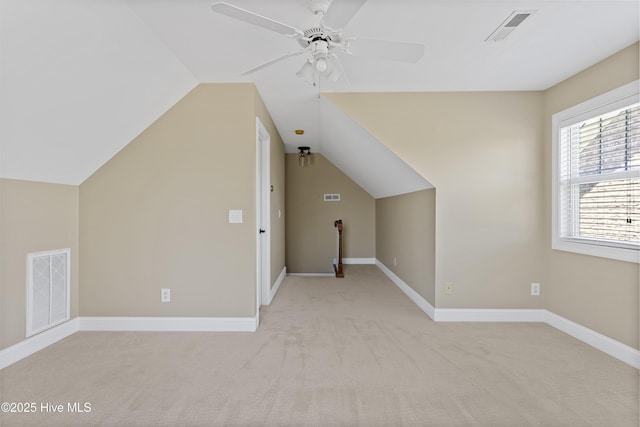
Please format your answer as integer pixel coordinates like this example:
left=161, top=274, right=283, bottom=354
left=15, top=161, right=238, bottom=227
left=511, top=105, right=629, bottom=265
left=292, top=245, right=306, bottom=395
left=531, top=283, right=540, bottom=296
left=444, top=282, right=453, bottom=295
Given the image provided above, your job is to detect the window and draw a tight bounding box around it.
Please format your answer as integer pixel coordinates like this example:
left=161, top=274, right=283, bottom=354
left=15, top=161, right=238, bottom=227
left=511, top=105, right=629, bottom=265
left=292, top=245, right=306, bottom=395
left=26, top=249, right=71, bottom=336
left=552, top=81, right=640, bottom=263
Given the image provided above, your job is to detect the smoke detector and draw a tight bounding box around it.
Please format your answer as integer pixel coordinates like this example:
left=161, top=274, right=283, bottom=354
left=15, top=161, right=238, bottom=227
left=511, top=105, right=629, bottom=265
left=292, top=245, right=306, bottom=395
left=485, top=10, right=536, bottom=42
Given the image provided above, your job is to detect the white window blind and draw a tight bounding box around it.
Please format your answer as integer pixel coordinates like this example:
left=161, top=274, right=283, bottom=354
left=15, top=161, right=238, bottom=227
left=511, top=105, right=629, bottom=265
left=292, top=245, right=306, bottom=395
left=558, top=102, right=640, bottom=249
left=26, top=249, right=70, bottom=336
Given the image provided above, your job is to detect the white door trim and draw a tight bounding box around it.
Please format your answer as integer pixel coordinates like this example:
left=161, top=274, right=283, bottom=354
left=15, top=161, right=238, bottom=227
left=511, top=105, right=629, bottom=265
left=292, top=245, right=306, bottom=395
left=256, top=118, right=271, bottom=315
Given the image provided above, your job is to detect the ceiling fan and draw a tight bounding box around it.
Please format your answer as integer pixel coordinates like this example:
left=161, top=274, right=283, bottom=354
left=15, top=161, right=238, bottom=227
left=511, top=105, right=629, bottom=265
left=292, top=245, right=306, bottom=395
left=211, top=0, right=424, bottom=85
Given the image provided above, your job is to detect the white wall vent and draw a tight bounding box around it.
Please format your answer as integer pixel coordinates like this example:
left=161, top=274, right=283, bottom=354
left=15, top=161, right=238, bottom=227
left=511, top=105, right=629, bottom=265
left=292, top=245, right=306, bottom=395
left=324, top=193, right=341, bottom=201
left=26, top=249, right=70, bottom=337
left=485, top=10, right=536, bottom=42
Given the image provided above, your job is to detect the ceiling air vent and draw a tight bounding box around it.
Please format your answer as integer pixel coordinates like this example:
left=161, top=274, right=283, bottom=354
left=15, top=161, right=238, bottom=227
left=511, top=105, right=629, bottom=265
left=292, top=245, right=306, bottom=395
left=485, top=10, right=536, bottom=42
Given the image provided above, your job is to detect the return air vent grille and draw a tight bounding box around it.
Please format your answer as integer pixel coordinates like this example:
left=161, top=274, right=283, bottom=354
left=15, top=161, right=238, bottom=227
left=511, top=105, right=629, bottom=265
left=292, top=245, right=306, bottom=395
left=485, top=10, right=536, bottom=42
left=26, top=249, right=70, bottom=337
left=505, top=13, right=530, bottom=28
left=324, top=193, right=341, bottom=201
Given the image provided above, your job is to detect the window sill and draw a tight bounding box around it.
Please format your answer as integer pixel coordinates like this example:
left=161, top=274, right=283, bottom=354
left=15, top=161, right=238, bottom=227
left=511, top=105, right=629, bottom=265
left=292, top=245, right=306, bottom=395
left=552, top=239, right=639, bottom=263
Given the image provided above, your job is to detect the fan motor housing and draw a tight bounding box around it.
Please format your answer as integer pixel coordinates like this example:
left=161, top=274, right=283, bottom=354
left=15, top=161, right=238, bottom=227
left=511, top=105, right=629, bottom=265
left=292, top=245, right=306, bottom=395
left=297, top=25, right=340, bottom=47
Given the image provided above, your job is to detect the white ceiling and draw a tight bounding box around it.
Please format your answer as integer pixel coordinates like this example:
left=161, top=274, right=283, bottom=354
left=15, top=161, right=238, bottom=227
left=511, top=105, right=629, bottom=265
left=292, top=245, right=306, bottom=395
left=1, top=0, right=638, bottom=190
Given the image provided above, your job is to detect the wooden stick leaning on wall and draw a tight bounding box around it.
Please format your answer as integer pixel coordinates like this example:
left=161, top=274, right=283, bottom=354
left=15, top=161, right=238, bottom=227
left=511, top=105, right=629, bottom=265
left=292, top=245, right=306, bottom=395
left=334, top=219, right=344, bottom=278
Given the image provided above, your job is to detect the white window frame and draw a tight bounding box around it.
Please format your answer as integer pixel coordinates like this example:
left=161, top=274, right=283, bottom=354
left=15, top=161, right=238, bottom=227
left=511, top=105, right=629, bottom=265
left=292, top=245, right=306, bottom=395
left=552, top=80, right=640, bottom=263
left=26, top=248, right=71, bottom=336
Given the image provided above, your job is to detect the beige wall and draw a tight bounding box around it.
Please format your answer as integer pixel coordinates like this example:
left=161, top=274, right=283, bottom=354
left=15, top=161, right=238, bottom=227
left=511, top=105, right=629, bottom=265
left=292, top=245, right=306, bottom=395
left=0, top=179, right=79, bottom=350
left=542, top=42, right=639, bottom=348
left=285, top=153, right=375, bottom=273
left=326, top=91, right=545, bottom=309
left=2, top=43, right=635, bottom=359
left=254, top=90, right=286, bottom=286
left=80, top=83, right=276, bottom=318
left=376, top=189, right=436, bottom=306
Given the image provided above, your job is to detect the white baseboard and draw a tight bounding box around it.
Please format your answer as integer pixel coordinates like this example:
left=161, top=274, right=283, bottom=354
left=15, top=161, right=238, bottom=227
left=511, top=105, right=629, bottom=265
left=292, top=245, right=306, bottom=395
left=287, top=273, right=334, bottom=277
left=545, top=311, right=640, bottom=369
left=376, top=260, right=435, bottom=320
left=343, top=258, right=376, bottom=264
left=434, top=307, right=639, bottom=368
left=434, top=308, right=546, bottom=322
left=270, top=266, right=286, bottom=302
left=4, top=270, right=639, bottom=371
left=79, top=316, right=257, bottom=332
left=286, top=259, right=375, bottom=277
left=375, top=259, right=639, bottom=369
left=1, top=315, right=258, bottom=370
left=0, top=317, right=80, bottom=370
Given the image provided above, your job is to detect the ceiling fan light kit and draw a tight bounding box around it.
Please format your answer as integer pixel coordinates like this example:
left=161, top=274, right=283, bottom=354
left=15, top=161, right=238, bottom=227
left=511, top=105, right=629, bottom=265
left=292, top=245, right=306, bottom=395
left=296, top=60, right=316, bottom=84
left=315, top=57, right=327, bottom=72
left=211, top=0, right=424, bottom=85
left=297, top=146, right=313, bottom=167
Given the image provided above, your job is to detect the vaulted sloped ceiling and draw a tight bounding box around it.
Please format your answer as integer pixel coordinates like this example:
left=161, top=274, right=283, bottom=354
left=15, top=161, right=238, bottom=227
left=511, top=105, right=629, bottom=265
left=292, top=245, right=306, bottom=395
left=1, top=0, right=638, bottom=194
left=0, top=0, right=198, bottom=184
left=320, top=97, right=431, bottom=199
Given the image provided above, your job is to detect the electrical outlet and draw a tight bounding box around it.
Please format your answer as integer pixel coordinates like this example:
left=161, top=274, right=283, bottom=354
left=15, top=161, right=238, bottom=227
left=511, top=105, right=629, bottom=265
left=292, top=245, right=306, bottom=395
left=393, top=257, right=397, bottom=267
left=161, top=288, right=171, bottom=302
left=444, top=282, right=453, bottom=295
left=531, top=283, right=540, bottom=296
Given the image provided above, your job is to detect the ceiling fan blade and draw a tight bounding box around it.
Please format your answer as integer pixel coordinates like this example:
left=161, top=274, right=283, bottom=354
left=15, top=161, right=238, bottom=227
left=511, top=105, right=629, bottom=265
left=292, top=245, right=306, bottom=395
left=241, top=48, right=309, bottom=76
left=345, top=38, right=424, bottom=63
left=323, top=0, right=367, bottom=30
left=211, top=2, right=303, bottom=37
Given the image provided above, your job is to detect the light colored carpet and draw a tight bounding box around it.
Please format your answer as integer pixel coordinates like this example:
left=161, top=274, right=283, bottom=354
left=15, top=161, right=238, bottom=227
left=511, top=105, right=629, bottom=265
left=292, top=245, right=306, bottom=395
left=1, top=265, right=638, bottom=426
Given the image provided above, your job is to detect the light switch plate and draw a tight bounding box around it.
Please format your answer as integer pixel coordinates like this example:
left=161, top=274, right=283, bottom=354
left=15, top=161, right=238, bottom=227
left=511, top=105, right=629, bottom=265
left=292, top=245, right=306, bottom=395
left=228, top=209, right=243, bottom=224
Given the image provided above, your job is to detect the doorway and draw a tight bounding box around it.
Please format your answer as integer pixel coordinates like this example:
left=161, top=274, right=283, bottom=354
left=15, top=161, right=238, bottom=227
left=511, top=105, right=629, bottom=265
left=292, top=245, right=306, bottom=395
left=256, top=117, right=271, bottom=324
